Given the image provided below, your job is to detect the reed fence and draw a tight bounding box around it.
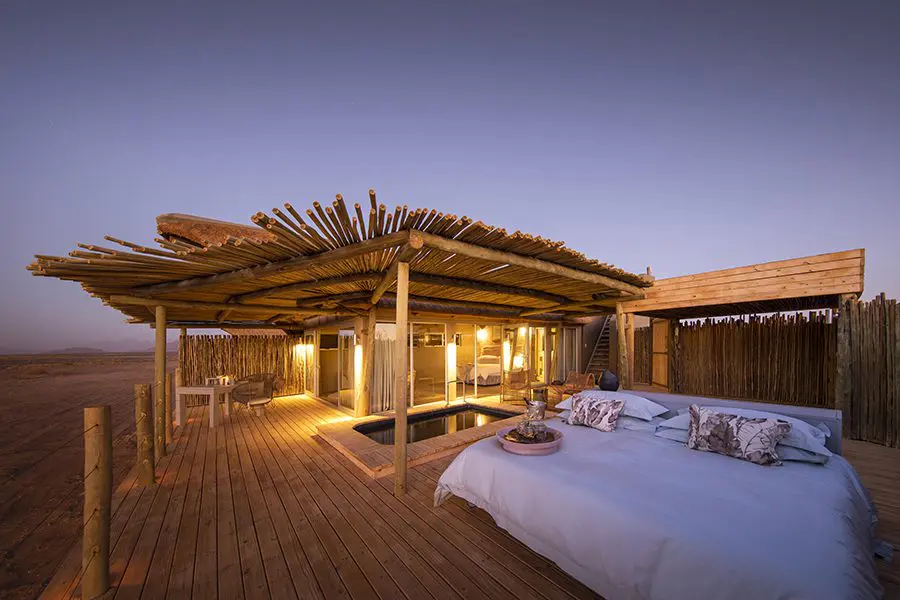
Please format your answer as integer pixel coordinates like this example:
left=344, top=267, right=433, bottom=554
left=633, top=296, right=900, bottom=447
left=845, top=294, right=899, bottom=447
left=179, top=335, right=307, bottom=405
left=668, top=313, right=837, bottom=408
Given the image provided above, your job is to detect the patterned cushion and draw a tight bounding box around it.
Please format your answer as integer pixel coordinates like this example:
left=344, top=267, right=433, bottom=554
left=568, top=397, right=625, bottom=432
left=687, top=404, right=791, bottom=465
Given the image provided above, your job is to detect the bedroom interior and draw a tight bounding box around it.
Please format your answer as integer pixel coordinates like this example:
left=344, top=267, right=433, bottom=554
left=27, top=194, right=898, bottom=598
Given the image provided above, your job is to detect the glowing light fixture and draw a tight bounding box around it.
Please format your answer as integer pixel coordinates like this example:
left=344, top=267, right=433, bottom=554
left=513, top=353, right=525, bottom=369
left=446, top=341, right=457, bottom=400
left=476, top=327, right=489, bottom=342
left=518, top=326, right=527, bottom=336
left=354, top=343, right=363, bottom=406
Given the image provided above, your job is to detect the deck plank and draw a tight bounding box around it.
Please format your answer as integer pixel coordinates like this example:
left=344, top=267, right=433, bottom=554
left=140, top=406, right=204, bottom=599
left=245, top=408, right=430, bottom=600
left=190, top=411, right=220, bottom=599
left=220, top=402, right=270, bottom=599
left=166, top=410, right=210, bottom=599
left=227, top=399, right=311, bottom=599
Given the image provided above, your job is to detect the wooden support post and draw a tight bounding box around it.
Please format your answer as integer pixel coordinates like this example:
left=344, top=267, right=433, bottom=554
left=626, top=313, right=635, bottom=388
left=154, top=305, right=167, bottom=460
left=835, top=294, right=854, bottom=413
left=82, top=406, right=112, bottom=600
left=359, top=308, right=376, bottom=418
left=553, top=326, right=563, bottom=382
left=394, top=262, right=410, bottom=496
left=134, top=384, right=155, bottom=486
left=616, top=303, right=629, bottom=389
left=174, top=366, right=185, bottom=427
left=164, top=371, right=174, bottom=446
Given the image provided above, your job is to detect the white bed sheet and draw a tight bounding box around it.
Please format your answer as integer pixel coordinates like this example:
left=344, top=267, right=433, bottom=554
left=436, top=418, right=881, bottom=600
left=462, top=360, right=502, bottom=386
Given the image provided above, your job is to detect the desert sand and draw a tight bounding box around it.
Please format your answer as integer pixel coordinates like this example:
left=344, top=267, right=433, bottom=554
left=0, top=352, right=174, bottom=600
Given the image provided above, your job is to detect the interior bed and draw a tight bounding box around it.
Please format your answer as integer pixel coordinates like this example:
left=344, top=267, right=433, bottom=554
left=435, top=392, right=882, bottom=600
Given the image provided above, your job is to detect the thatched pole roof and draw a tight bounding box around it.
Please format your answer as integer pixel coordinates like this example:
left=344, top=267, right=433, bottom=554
left=28, top=190, right=651, bottom=328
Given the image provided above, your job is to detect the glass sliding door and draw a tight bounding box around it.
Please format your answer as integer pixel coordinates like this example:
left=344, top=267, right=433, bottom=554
left=337, top=330, right=355, bottom=410
left=530, top=326, right=546, bottom=385
left=317, top=329, right=355, bottom=410
left=471, top=324, right=502, bottom=399
left=410, top=323, right=446, bottom=406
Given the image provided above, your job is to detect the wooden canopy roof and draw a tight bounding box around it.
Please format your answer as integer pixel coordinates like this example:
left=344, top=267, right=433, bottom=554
left=28, top=191, right=651, bottom=329
left=619, top=249, right=865, bottom=319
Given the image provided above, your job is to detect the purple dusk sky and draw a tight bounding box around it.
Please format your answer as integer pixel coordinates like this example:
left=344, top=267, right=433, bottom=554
left=1, top=1, right=898, bottom=352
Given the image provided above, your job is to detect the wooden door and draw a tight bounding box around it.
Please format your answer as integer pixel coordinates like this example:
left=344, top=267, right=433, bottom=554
left=651, top=320, right=669, bottom=389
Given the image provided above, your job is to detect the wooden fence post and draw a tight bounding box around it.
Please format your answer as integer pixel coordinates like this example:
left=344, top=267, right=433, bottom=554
left=154, top=306, right=167, bottom=460
left=174, top=366, right=184, bottom=427
left=134, top=384, right=155, bottom=486
left=82, top=406, right=111, bottom=599
left=835, top=294, right=853, bottom=418
left=165, top=371, right=174, bottom=446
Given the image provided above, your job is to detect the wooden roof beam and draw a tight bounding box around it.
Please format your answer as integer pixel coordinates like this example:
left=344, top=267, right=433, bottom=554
left=109, top=295, right=341, bottom=316
left=231, top=272, right=382, bottom=303
left=369, top=234, right=424, bottom=304
left=132, top=320, right=300, bottom=329
left=408, top=272, right=570, bottom=305
left=517, top=293, right=645, bottom=317
left=132, top=229, right=411, bottom=297
left=415, top=230, right=647, bottom=296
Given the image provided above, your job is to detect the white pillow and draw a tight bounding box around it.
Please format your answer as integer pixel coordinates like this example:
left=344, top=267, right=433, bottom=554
left=557, top=390, right=668, bottom=422
left=656, top=406, right=832, bottom=458
left=652, top=427, right=829, bottom=464
left=558, top=411, right=660, bottom=432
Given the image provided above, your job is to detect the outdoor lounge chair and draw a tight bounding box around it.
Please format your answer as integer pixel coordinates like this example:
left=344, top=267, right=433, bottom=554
left=232, top=373, right=280, bottom=416
left=546, top=371, right=595, bottom=408
left=500, top=369, right=533, bottom=405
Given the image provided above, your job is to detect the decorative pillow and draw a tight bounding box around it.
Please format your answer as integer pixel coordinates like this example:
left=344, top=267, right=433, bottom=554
left=556, top=409, right=571, bottom=422
left=568, top=397, right=625, bottom=432
left=687, top=405, right=791, bottom=466
left=656, top=407, right=832, bottom=458
left=557, top=390, right=668, bottom=421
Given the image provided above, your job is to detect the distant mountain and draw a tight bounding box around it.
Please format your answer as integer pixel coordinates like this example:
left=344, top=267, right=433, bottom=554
left=0, top=336, right=181, bottom=355
left=49, top=346, right=106, bottom=354
left=144, top=340, right=180, bottom=353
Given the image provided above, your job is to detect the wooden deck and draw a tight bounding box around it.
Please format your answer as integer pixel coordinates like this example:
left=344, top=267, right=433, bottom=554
left=41, top=395, right=598, bottom=600
left=41, top=395, right=900, bottom=600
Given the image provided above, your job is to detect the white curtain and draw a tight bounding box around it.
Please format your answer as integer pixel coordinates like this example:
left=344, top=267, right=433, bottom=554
left=372, top=334, right=396, bottom=413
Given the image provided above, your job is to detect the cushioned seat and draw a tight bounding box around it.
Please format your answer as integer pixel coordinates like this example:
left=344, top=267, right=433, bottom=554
left=232, top=373, right=279, bottom=416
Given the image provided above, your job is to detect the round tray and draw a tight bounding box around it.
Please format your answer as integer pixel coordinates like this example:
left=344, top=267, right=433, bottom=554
left=496, top=426, right=563, bottom=455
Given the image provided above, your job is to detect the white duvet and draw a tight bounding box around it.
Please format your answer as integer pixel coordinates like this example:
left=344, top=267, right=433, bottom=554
left=436, top=418, right=882, bottom=600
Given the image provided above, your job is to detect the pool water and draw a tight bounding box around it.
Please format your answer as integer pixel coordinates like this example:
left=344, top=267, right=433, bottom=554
left=355, top=405, right=515, bottom=445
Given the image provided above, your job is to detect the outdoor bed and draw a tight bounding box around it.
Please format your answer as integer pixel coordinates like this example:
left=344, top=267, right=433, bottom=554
left=435, top=392, right=883, bottom=600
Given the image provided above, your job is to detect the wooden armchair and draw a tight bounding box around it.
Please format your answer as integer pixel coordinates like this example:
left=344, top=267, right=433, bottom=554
left=501, top=369, right=533, bottom=405
left=547, top=371, right=595, bottom=408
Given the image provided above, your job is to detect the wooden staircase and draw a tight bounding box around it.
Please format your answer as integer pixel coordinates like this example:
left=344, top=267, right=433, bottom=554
left=586, top=315, right=612, bottom=380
